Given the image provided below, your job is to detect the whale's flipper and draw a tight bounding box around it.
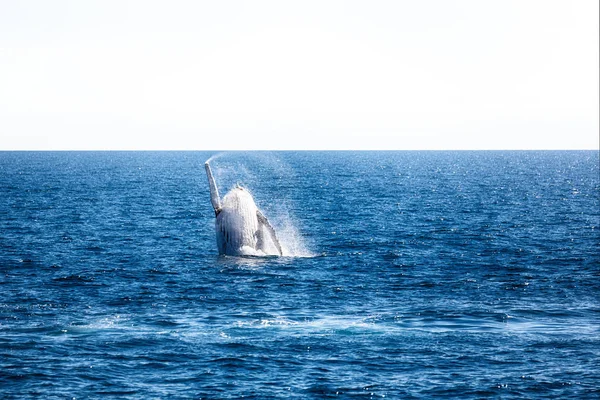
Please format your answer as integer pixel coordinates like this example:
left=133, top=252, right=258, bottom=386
left=205, top=161, right=222, bottom=215
left=257, top=210, right=283, bottom=256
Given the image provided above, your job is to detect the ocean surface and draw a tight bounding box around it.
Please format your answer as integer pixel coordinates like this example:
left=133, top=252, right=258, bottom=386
left=1, top=151, right=599, bottom=399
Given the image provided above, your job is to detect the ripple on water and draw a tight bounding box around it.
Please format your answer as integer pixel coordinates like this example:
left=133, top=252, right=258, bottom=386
left=1, top=151, right=598, bottom=398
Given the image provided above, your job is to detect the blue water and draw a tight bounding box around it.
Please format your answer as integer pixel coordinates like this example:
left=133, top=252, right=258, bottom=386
left=1, top=151, right=599, bottom=398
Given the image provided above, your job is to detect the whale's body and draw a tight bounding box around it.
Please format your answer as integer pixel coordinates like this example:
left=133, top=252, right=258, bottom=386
left=205, top=161, right=282, bottom=256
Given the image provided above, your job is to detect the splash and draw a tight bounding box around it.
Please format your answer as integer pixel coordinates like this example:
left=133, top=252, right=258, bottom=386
left=205, top=152, right=226, bottom=165
left=274, top=209, right=315, bottom=258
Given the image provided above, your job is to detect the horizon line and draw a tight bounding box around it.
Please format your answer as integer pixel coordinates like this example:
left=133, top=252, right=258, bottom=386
left=1, top=148, right=598, bottom=152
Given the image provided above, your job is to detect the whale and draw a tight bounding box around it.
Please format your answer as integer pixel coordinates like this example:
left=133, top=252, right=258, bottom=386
left=205, top=160, right=283, bottom=256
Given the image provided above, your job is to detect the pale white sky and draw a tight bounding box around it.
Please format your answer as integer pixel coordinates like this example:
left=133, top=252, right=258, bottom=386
left=0, top=0, right=598, bottom=150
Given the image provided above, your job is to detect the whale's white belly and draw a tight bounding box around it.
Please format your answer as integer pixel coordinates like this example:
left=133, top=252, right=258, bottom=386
left=215, top=188, right=260, bottom=255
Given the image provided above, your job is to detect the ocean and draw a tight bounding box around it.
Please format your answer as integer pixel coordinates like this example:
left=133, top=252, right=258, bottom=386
left=1, top=151, right=598, bottom=398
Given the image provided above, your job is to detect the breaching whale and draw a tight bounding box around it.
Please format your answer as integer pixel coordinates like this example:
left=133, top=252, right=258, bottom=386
left=205, top=160, right=283, bottom=256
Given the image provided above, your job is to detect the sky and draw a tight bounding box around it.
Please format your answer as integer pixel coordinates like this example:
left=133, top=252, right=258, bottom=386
left=0, top=0, right=598, bottom=150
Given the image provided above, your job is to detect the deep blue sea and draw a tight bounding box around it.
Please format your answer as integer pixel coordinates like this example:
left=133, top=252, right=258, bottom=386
left=1, top=151, right=599, bottom=399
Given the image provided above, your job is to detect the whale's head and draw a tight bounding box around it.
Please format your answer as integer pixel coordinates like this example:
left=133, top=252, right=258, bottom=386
left=221, top=185, right=257, bottom=214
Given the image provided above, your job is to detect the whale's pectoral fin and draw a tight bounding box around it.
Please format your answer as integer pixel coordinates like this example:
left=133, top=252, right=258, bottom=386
left=257, top=210, right=283, bottom=256
left=205, top=161, right=222, bottom=215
